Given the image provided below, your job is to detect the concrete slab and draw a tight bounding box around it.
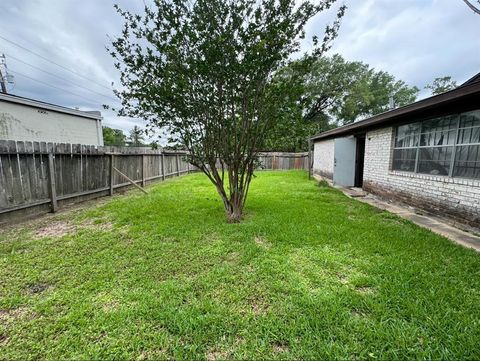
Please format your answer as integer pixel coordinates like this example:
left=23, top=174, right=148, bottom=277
left=312, top=174, right=480, bottom=252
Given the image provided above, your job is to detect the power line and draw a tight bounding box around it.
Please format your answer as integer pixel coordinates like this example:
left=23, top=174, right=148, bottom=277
left=4, top=53, right=120, bottom=103
left=8, top=69, right=109, bottom=107
left=0, top=34, right=114, bottom=92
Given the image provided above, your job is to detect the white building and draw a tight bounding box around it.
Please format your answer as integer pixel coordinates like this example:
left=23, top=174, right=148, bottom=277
left=0, top=93, right=103, bottom=146
left=311, top=74, right=480, bottom=229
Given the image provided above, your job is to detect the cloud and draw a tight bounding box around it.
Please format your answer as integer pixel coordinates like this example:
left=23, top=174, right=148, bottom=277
left=312, top=0, right=480, bottom=97
left=0, top=0, right=478, bottom=140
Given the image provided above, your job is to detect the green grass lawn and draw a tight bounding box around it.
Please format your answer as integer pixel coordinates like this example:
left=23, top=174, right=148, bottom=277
left=1, top=171, right=479, bottom=360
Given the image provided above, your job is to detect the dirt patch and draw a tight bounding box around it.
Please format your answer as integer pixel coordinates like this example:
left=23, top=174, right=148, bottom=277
left=250, top=296, right=268, bottom=316
left=136, top=349, right=168, bottom=360
left=102, top=300, right=120, bottom=312
left=336, top=273, right=349, bottom=285
left=0, top=333, right=10, bottom=346
left=206, top=348, right=229, bottom=361
left=25, top=282, right=50, bottom=295
left=0, top=307, right=35, bottom=323
left=33, top=221, right=76, bottom=239
left=254, top=236, right=271, bottom=249
left=225, top=251, right=239, bottom=264
left=33, top=218, right=115, bottom=240
left=272, top=341, right=289, bottom=354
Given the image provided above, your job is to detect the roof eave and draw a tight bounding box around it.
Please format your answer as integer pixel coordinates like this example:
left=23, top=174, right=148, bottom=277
left=0, top=93, right=103, bottom=121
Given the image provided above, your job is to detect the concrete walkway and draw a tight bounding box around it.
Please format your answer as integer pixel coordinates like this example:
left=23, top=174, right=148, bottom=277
left=312, top=175, right=480, bottom=252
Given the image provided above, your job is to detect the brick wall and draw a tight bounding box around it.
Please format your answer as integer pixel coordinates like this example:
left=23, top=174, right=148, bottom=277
left=364, top=127, right=480, bottom=229
left=313, top=139, right=334, bottom=179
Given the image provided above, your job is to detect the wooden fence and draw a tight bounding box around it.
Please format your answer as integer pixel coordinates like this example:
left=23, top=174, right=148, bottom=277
left=0, top=141, right=308, bottom=224
left=257, top=152, right=308, bottom=170
left=0, top=140, right=191, bottom=224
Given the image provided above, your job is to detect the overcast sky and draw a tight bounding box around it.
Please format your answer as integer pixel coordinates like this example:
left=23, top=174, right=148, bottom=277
left=0, top=0, right=479, bottom=142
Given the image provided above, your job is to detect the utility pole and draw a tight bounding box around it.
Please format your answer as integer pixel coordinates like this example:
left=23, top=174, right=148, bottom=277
left=0, top=54, right=7, bottom=94
left=0, top=54, right=14, bottom=94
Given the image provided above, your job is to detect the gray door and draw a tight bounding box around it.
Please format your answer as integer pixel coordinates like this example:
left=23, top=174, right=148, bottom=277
left=333, top=137, right=357, bottom=187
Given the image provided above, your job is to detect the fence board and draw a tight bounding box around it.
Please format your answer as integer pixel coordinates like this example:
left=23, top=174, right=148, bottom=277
left=0, top=141, right=307, bottom=223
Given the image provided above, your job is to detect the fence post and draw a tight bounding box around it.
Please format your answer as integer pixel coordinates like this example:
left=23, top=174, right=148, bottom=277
left=47, top=153, right=58, bottom=212
left=141, top=154, right=146, bottom=187
left=109, top=154, right=114, bottom=196
left=161, top=152, right=165, bottom=180
left=308, top=139, right=312, bottom=179
left=176, top=154, right=180, bottom=176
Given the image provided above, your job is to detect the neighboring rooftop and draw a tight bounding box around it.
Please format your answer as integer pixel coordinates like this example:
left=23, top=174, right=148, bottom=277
left=0, top=92, right=102, bottom=120
left=311, top=72, right=480, bottom=141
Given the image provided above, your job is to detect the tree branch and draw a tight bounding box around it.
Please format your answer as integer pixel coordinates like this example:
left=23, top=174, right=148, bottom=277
left=462, top=0, right=480, bottom=15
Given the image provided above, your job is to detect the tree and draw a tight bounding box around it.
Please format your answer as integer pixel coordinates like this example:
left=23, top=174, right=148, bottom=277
left=264, top=54, right=419, bottom=151
left=425, top=76, right=458, bottom=95
left=102, top=126, right=126, bottom=146
left=462, top=0, right=480, bottom=15
left=109, top=0, right=346, bottom=222
left=129, top=125, right=145, bottom=147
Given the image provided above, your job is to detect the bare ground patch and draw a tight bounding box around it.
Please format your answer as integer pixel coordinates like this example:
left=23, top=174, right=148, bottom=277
left=336, top=272, right=349, bottom=285
left=0, top=333, right=10, bottom=346
left=272, top=341, right=289, bottom=354
left=25, top=282, right=51, bottom=295
left=32, top=217, right=116, bottom=240
left=225, top=251, right=240, bottom=264
left=249, top=296, right=268, bottom=316
left=102, top=300, right=121, bottom=313
left=0, top=307, right=36, bottom=323
left=206, top=348, right=230, bottom=361
left=33, top=220, right=76, bottom=239
left=254, top=236, right=271, bottom=249
left=136, top=349, right=168, bottom=360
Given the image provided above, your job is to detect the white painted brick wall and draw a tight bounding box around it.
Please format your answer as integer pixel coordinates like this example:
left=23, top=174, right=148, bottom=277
left=364, top=127, right=480, bottom=224
left=313, top=139, right=334, bottom=178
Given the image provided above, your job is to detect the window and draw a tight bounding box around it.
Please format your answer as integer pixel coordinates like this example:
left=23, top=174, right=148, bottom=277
left=392, top=110, right=480, bottom=180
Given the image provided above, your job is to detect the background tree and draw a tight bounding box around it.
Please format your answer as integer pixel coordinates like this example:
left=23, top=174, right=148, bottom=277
left=128, top=125, right=145, bottom=147
left=264, top=54, right=419, bottom=151
left=102, top=126, right=127, bottom=146
left=109, top=0, right=346, bottom=222
left=425, top=76, right=458, bottom=95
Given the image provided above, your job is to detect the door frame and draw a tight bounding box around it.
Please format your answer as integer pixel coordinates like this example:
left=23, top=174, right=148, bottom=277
left=354, top=134, right=366, bottom=188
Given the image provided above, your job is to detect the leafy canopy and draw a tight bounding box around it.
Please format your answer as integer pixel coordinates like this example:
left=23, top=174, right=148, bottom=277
left=128, top=125, right=145, bottom=147
left=264, top=54, right=419, bottom=151
left=425, top=76, right=458, bottom=95
left=109, top=0, right=346, bottom=222
left=102, top=126, right=127, bottom=146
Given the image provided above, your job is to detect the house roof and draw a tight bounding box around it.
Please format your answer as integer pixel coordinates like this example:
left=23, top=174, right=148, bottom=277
left=310, top=72, right=480, bottom=142
left=0, top=92, right=102, bottom=121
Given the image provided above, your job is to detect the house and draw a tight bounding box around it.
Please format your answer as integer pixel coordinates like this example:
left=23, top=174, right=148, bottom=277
left=311, top=73, right=480, bottom=229
left=0, top=93, right=103, bottom=146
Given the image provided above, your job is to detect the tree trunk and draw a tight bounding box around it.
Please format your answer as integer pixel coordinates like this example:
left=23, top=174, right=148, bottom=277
left=205, top=160, right=255, bottom=223
left=225, top=198, right=243, bottom=223
left=213, top=182, right=245, bottom=223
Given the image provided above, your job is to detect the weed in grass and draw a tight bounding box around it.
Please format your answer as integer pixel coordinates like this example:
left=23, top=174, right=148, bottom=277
left=317, top=179, right=330, bottom=187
